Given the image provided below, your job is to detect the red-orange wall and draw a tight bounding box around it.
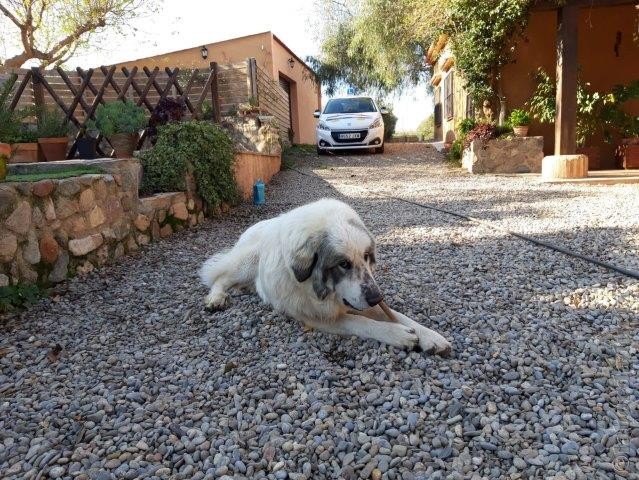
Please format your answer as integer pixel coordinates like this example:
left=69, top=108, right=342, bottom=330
left=501, top=5, right=639, bottom=166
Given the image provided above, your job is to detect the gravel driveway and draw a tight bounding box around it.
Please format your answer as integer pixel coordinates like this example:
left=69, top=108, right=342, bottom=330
left=1, top=144, right=638, bottom=480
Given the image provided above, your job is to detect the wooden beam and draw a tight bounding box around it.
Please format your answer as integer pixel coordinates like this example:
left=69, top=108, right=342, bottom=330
left=532, top=0, right=636, bottom=11
left=554, top=4, right=579, bottom=155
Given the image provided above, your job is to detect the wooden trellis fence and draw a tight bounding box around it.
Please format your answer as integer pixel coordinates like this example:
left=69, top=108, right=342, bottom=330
left=1, top=57, right=294, bottom=157
left=2, top=63, right=222, bottom=158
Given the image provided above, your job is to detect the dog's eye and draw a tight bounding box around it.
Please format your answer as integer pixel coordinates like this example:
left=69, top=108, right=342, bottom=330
left=339, top=260, right=352, bottom=270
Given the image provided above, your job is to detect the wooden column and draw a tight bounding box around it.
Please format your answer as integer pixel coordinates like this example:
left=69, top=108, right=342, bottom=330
left=554, top=4, right=579, bottom=155
left=210, top=62, right=221, bottom=123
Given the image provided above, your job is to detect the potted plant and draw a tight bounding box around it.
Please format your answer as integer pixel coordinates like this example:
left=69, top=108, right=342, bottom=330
left=10, top=127, right=40, bottom=163
left=90, top=100, right=147, bottom=158
left=508, top=109, right=531, bottom=137
left=238, top=96, right=261, bottom=116
left=36, top=107, right=70, bottom=161
left=528, top=69, right=603, bottom=169
left=599, top=81, right=639, bottom=169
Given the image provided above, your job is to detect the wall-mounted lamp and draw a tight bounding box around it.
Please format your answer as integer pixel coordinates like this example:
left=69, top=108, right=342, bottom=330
left=201, top=45, right=208, bottom=59
left=288, top=57, right=295, bottom=69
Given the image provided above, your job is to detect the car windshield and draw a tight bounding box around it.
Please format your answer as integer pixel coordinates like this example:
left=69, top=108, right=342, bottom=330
left=324, top=98, right=377, bottom=114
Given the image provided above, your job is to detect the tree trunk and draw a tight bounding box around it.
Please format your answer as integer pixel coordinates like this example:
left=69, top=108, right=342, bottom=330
left=3, top=52, right=31, bottom=68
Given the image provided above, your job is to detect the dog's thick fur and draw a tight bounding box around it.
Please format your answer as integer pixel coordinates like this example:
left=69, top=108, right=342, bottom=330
left=199, top=198, right=451, bottom=353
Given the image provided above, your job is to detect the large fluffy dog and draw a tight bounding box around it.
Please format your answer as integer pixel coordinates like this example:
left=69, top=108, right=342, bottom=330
left=199, top=199, right=451, bottom=354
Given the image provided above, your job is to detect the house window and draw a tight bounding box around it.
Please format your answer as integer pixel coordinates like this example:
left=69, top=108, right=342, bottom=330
left=444, top=72, right=454, bottom=120
left=465, top=93, right=475, bottom=119
left=434, top=86, right=442, bottom=127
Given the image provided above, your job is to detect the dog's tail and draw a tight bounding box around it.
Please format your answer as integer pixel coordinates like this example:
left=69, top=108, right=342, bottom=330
left=199, top=251, right=228, bottom=287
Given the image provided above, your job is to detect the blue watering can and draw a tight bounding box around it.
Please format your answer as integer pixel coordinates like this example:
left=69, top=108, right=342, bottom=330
left=253, top=180, right=265, bottom=205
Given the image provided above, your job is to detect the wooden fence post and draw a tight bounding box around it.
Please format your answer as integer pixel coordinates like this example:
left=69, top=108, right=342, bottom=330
left=31, top=67, right=44, bottom=113
left=210, top=62, right=221, bottom=123
left=247, top=57, right=258, bottom=103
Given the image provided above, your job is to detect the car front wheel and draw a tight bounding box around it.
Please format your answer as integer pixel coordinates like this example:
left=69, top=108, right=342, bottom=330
left=375, top=144, right=385, bottom=154
left=317, top=146, right=327, bottom=156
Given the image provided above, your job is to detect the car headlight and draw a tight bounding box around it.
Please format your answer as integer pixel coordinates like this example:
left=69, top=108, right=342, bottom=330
left=369, top=118, right=382, bottom=129
left=318, top=122, right=330, bottom=131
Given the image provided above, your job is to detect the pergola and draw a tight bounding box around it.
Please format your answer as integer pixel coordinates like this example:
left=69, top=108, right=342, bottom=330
left=535, top=0, right=638, bottom=155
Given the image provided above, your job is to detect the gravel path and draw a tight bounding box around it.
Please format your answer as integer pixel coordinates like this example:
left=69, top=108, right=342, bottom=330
left=1, top=144, right=638, bottom=480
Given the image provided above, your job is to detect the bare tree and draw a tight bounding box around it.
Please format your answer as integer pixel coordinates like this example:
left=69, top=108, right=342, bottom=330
left=0, top=0, right=158, bottom=68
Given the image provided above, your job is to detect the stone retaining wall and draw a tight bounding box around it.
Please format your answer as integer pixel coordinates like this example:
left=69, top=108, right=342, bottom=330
left=462, top=136, right=544, bottom=174
left=0, top=159, right=205, bottom=286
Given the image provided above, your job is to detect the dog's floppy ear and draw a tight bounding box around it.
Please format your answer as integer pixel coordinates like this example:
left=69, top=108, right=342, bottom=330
left=290, top=232, right=336, bottom=299
left=290, top=232, right=324, bottom=282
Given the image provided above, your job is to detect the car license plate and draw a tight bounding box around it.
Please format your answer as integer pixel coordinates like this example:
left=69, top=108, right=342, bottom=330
left=339, top=133, right=360, bottom=140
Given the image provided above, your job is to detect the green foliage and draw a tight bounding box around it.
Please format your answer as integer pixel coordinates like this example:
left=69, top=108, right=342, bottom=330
left=527, top=69, right=605, bottom=147
left=417, top=115, right=435, bottom=141
left=36, top=107, right=70, bottom=138
left=0, top=284, right=42, bottom=312
left=382, top=108, right=398, bottom=141
left=507, top=109, right=530, bottom=127
left=89, top=100, right=147, bottom=137
left=446, top=0, right=534, bottom=103
left=312, top=0, right=543, bottom=102
left=599, top=80, right=639, bottom=140
left=309, top=0, right=436, bottom=94
left=446, top=139, right=463, bottom=166
left=201, top=101, right=215, bottom=120
left=0, top=74, right=23, bottom=144
left=140, top=121, right=238, bottom=209
left=457, top=118, right=477, bottom=137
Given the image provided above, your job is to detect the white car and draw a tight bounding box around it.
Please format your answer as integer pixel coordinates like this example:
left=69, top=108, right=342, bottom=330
left=314, top=96, right=387, bottom=155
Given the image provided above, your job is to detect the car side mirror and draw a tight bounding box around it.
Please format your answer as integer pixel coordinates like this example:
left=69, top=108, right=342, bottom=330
left=379, top=107, right=389, bottom=115
left=313, top=110, right=321, bottom=118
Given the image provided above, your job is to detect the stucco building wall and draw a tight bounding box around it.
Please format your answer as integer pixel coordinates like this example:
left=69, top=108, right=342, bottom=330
left=434, top=4, right=639, bottom=168
left=115, top=32, right=321, bottom=144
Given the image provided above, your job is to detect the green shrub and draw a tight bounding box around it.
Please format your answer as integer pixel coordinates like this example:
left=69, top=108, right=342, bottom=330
left=382, top=108, right=398, bottom=140
left=446, top=139, right=463, bottom=166
left=0, top=284, right=42, bottom=312
left=37, top=107, right=70, bottom=138
left=457, top=118, right=477, bottom=137
left=140, top=121, right=238, bottom=209
left=507, top=109, right=531, bottom=127
left=90, top=100, right=147, bottom=137
left=0, top=75, right=24, bottom=144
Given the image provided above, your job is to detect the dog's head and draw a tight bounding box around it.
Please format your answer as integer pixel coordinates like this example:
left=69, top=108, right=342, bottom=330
left=289, top=217, right=381, bottom=310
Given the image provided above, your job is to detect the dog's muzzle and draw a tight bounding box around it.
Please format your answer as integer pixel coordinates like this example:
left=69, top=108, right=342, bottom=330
left=363, top=283, right=382, bottom=307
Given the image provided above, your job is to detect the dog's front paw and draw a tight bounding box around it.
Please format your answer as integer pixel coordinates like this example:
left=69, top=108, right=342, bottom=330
left=204, top=291, right=229, bottom=311
left=386, top=325, right=420, bottom=350
left=417, top=327, right=452, bottom=356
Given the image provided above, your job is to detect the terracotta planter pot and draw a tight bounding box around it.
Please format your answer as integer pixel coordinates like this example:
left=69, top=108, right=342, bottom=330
left=0, top=143, right=11, bottom=158
left=617, top=137, right=639, bottom=169
left=577, top=146, right=601, bottom=170
left=10, top=142, right=40, bottom=163
left=108, top=133, right=138, bottom=158
left=513, top=126, right=529, bottom=137
left=38, top=137, right=68, bottom=161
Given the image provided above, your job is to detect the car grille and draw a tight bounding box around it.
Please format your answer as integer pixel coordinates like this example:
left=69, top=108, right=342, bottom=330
left=330, top=130, right=368, bottom=143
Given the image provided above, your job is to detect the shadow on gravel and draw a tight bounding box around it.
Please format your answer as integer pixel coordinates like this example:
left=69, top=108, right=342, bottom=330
left=0, top=147, right=637, bottom=480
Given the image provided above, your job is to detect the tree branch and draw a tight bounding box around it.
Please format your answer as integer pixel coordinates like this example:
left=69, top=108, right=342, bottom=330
left=0, top=2, right=25, bottom=28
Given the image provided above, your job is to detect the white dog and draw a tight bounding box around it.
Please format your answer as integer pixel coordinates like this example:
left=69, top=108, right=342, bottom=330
left=199, top=198, right=451, bottom=354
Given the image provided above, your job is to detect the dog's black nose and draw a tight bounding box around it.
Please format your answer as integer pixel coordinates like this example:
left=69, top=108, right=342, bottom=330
left=364, top=285, right=382, bottom=306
